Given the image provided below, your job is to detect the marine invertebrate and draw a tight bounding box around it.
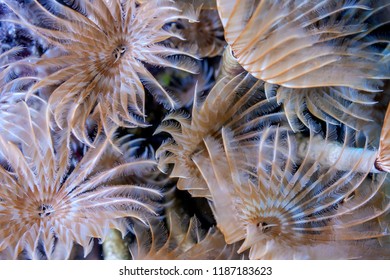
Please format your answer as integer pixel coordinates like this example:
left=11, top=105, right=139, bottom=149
left=216, top=0, right=390, bottom=130
left=1, top=0, right=389, bottom=261
left=156, top=73, right=285, bottom=197
left=376, top=100, right=390, bottom=172
left=0, top=47, right=21, bottom=113
left=196, top=125, right=389, bottom=259
left=217, top=0, right=388, bottom=90
left=157, top=60, right=215, bottom=108
left=130, top=215, right=243, bottom=260
left=0, top=46, right=32, bottom=100
left=0, top=46, right=40, bottom=143
left=0, top=101, right=161, bottom=259
left=1, top=0, right=199, bottom=144
left=168, top=7, right=225, bottom=58
left=270, top=85, right=378, bottom=132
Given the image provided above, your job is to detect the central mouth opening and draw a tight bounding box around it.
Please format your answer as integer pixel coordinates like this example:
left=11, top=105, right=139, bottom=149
left=112, top=45, right=127, bottom=62
left=38, top=204, right=54, bottom=218
left=253, top=216, right=281, bottom=235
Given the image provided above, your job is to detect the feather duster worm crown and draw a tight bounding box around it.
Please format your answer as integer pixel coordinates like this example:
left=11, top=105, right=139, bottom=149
left=217, top=0, right=388, bottom=91
left=0, top=0, right=389, bottom=261
left=0, top=100, right=162, bottom=259
left=0, top=46, right=36, bottom=106
left=194, top=125, right=389, bottom=259
left=216, top=0, right=390, bottom=132
left=376, top=103, right=390, bottom=173
left=1, top=0, right=199, bottom=144
left=167, top=7, right=225, bottom=58
left=130, top=215, right=243, bottom=260
left=156, top=72, right=286, bottom=198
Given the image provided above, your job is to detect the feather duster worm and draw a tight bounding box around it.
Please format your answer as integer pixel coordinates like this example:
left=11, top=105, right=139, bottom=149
left=129, top=215, right=243, bottom=260
left=155, top=73, right=285, bottom=198
left=0, top=47, right=23, bottom=123
left=216, top=46, right=244, bottom=81
left=0, top=46, right=40, bottom=142
left=376, top=101, right=390, bottom=172
left=137, top=0, right=217, bottom=10
left=157, top=60, right=215, bottom=108
left=195, top=125, right=390, bottom=259
left=0, top=46, right=35, bottom=102
left=270, top=85, right=379, bottom=132
left=0, top=101, right=162, bottom=259
left=1, top=0, right=199, bottom=144
left=216, top=0, right=390, bottom=131
left=168, top=8, right=225, bottom=58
